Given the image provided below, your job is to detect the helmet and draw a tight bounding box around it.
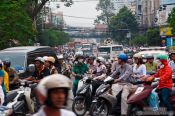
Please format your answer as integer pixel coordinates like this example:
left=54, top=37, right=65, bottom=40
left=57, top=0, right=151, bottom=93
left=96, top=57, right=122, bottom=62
left=46, top=56, right=55, bottom=64
left=89, top=56, right=96, bottom=60
left=35, top=57, right=45, bottom=64
left=75, top=54, right=84, bottom=60
left=146, top=54, right=154, bottom=59
left=3, top=60, right=11, bottom=68
left=118, top=53, right=128, bottom=62
left=37, top=74, right=71, bottom=97
left=43, top=56, right=48, bottom=61
left=133, top=53, right=142, bottom=59
left=0, top=60, right=3, bottom=68
left=157, top=54, right=168, bottom=60
left=97, top=57, right=105, bottom=62
left=57, top=54, right=64, bottom=60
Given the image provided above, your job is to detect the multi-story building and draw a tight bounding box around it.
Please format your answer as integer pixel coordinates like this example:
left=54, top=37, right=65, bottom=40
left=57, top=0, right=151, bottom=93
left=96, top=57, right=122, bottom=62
left=113, top=0, right=136, bottom=14
left=136, top=0, right=160, bottom=28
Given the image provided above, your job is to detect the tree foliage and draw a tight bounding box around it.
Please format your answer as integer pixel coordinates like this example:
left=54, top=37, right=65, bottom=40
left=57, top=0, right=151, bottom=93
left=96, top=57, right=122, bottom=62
left=131, top=35, right=147, bottom=46
left=146, top=28, right=160, bottom=46
left=109, top=6, right=138, bottom=43
left=168, top=7, right=175, bottom=34
left=0, top=0, right=35, bottom=49
left=95, top=0, right=115, bottom=25
left=40, top=29, right=70, bottom=46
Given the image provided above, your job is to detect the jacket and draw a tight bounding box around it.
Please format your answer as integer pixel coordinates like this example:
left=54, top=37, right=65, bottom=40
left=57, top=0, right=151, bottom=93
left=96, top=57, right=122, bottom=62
left=154, top=61, right=173, bottom=90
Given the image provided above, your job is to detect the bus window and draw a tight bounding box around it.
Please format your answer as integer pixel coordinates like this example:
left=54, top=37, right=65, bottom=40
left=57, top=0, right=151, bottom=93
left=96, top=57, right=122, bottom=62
left=98, top=47, right=110, bottom=53
left=112, top=46, right=123, bottom=51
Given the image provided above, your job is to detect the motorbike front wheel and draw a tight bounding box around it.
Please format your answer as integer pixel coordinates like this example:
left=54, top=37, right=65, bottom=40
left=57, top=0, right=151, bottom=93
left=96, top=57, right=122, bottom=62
left=90, top=100, right=109, bottom=116
left=72, top=97, right=87, bottom=116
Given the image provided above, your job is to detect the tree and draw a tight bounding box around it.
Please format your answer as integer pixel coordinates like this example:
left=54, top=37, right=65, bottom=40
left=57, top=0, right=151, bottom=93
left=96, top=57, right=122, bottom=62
left=168, top=7, right=175, bottom=34
left=40, top=29, right=70, bottom=46
left=146, top=28, right=160, bottom=46
left=0, top=0, right=35, bottom=49
left=131, top=35, right=147, bottom=46
left=95, top=0, right=115, bottom=25
left=109, top=6, right=138, bottom=43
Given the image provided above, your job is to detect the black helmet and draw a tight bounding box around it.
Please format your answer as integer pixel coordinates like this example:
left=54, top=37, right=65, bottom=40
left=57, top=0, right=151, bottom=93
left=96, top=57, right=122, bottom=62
left=3, top=60, right=11, bottom=68
left=146, top=54, right=154, bottom=59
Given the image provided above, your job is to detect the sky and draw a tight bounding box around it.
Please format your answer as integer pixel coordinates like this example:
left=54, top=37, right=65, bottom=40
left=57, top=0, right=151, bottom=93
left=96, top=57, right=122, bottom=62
left=50, top=0, right=100, bottom=27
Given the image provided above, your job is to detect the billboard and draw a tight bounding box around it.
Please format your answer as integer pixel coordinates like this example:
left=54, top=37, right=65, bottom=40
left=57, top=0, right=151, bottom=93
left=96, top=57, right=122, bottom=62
left=161, top=0, right=175, bottom=5
left=160, top=27, right=173, bottom=36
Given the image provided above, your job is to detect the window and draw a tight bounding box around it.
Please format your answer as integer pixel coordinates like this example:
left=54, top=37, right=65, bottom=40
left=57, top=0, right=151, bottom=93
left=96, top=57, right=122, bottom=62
left=98, top=47, right=111, bottom=53
left=112, top=46, right=123, bottom=51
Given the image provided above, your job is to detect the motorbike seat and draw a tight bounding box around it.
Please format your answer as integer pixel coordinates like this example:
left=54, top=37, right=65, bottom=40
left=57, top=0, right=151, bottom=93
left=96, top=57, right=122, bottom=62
left=4, top=90, right=18, bottom=105
left=171, top=87, right=175, bottom=96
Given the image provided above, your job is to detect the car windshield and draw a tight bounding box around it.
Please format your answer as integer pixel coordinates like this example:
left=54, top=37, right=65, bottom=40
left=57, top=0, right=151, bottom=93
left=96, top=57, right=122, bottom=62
left=112, top=46, right=123, bottom=51
left=98, top=47, right=110, bottom=53
left=0, top=52, right=25, bottom=69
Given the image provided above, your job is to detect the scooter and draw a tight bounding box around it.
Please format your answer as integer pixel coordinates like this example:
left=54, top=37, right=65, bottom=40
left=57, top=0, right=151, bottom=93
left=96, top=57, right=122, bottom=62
left=72, top=74, right=98, bottom=116
left=127, top=78, right=175, bottom=116
left=6, top=80, right=37, bottom=115
left=89, top=76, right=121, bottom=116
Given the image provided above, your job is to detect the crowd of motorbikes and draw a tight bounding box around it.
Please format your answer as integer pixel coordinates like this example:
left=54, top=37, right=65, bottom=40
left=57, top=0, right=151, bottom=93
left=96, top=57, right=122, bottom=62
left=72, top=73, right=175, bottom=116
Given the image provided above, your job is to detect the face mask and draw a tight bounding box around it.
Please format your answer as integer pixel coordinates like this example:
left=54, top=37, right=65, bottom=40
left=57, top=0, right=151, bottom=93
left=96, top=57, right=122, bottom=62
left=78, top=59, right=83, bottom=63
left=157, top=60, right=164, bottom=69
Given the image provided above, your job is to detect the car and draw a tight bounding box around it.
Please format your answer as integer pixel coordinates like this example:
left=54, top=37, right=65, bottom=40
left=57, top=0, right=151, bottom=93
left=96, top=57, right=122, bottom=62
left=0, top=46, right=59, bottom=77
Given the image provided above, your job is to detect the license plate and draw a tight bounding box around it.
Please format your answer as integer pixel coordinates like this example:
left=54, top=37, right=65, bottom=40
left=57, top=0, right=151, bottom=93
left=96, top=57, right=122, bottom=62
left=134, top=87, right=144, bottom=94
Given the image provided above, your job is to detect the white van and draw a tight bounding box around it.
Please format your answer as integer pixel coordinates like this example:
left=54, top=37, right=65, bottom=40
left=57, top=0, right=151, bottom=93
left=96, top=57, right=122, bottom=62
left=97, top=45, right=124, bottom=60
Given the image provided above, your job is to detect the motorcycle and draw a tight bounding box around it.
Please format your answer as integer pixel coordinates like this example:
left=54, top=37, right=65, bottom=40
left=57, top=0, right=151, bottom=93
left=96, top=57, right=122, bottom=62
left=5, top=80, right=37, bottom=115
left=89, top=76, right=120, bottom=116
left=127, top=77, right=175, bottom=116
left=72, top=74, right=94, bottom=116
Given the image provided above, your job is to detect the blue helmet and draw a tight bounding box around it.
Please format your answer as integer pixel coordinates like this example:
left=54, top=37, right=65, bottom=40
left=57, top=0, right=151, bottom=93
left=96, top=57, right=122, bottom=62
left=118, top=53, right=128, bottom=62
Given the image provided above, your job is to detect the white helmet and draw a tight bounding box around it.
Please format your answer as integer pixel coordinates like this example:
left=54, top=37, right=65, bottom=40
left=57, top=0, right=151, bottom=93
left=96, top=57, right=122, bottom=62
left=43, top=56, right=48, bottom=61
left=37, top=74, right=71, bottom=97
left=46, top=56, right=55, bottom=63
left=57, top=54, right=64, bottom=60
left=133, top=53, right=142, bottom=59
left=0, top=60, right=3, bottom=68
left=97, top=57, right=105, bottom=62
left=35, top=57, right=45, bottom=64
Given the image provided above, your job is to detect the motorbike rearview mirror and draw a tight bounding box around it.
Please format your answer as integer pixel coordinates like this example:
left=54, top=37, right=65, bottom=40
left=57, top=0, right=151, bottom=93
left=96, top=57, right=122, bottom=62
left=27, top=64, right=35, bottom=73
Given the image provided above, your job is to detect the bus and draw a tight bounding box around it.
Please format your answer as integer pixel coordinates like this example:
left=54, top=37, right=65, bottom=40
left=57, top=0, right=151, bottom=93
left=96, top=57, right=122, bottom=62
left=97, top=45, right=124, bottom=60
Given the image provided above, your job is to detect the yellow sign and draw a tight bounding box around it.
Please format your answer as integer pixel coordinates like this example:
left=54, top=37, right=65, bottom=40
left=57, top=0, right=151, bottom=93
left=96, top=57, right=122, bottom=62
left=160, top=27, right=173, bottom=36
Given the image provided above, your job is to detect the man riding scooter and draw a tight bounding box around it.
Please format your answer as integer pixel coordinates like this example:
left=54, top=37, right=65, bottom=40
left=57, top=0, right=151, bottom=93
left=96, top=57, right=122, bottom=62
left=110, top=53, right=133, bottom=116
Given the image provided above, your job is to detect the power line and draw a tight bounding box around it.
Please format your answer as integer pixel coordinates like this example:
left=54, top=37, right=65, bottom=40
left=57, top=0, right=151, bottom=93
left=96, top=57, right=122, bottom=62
left=63, top=14, right=96, bottom=19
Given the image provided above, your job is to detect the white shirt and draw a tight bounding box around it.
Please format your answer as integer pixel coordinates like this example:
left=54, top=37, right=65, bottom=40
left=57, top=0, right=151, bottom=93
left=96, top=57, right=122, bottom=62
left=169, top=60, right=175, bottom=73
left=133, top=64, right=147, bottom=76
left=33, top=106, right=76, bottom=116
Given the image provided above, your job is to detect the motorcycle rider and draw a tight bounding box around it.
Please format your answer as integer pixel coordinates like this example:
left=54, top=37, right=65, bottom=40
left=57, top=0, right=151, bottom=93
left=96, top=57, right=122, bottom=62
left=0, top=60, right=6, bottom=101
left=169, top=52, right=175, bottom=76
left=25, top=57, right=50, bottom=83
left=44, top=56, right=58, bottom=74
left=3, top=60, right=19, bottom=91
left=72, top=54, right=89, bottom=96
left=153, top=54, right=173, bottom=115
left=133, top=54, right=146, bottom=78
left=145, top=54, right=158, bottom=73
left=110, top=53, right=133, bottom=116
left=87, top=56, right=96, bottom=74
left=33, top=74, right=76, bottom=116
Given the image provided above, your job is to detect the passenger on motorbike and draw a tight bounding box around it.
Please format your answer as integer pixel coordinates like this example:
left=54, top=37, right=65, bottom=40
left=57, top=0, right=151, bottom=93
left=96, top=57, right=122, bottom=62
left=87, top=56, right=96, bottom=74
left=25, top=57, right=50, bottom=83
left=33, top=74, right=76, bottom=116
left=145, top=54, right=158, bottom=73
left=0, top=60, right=6, bottom=101
left=72, top=54, right=89, bottom=97
left=133, top=54, right=146, bottom=78
left=110, top=53, right=133, bottom=116
left=169, top=52, right=175, bottom=76
left=153, top=55, right=173, bottom=114
left=44, top=56, right=58, bottom=74
left=111, top=57, right=119, bottom=72
left=3, top=60, right=19, bottom=91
